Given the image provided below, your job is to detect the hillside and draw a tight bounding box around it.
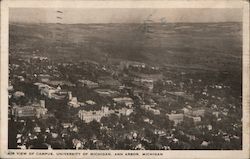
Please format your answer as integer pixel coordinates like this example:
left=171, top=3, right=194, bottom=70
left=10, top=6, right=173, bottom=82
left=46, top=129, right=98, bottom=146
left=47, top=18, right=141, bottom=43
left=9, top=22, right=242, bottom=72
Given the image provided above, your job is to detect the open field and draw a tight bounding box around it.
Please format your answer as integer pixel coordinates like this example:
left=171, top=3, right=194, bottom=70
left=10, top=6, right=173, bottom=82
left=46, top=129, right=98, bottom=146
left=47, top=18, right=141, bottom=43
left=10, top=22, right=242, bottom=72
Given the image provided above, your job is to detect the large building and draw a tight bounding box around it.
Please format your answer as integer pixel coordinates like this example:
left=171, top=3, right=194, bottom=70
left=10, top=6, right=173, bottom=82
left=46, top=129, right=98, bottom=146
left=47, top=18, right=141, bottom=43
left=113, top=97, right=134, bottom=107
left=12, top=100, right=47, bottom=119
left=166, top=107, right=205, bottom=126
left=166, top=113, right=184, bottom=126
left=13, top=106, right=36, bottom=118
left=34, top=82, right=67, bottom=99
left=78, top=107, right=133, bottom=123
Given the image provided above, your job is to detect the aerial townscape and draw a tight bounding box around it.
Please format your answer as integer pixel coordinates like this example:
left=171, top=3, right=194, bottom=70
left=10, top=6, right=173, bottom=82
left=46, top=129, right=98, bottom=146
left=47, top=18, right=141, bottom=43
left=8, top=16, right=242, bottom=150
left=8, top=53, right=242, bottom=150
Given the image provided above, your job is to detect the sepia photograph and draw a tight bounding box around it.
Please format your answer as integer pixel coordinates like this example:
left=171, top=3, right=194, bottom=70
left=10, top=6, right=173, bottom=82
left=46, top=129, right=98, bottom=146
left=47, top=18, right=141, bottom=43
left=1, top=0, right=249, bottom=159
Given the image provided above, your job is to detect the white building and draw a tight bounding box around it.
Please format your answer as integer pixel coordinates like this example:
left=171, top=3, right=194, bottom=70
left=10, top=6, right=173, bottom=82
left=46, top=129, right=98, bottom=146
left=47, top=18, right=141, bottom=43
left=78, top=107, right=133, bottom=123
left=166, top=113, right=184, bottom=125
left=78, top=80, right=99, bottom=88
left=113, top=97, right=134, bottom=107
left=141, top=105, right=160, bottom=115
left=192, top=108, right=206, bottom=117
left=40, top=85, right=57, bottom=98
left=78, top=107, right=110, bottom=123
left=68, top=97, right=80, bottom=108
left=86, top=100, right=96, bottom=105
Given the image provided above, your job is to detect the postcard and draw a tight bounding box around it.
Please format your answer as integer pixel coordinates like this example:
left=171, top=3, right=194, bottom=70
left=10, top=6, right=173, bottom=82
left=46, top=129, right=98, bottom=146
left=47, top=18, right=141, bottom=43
left=0, top=0, right=249, bottom=158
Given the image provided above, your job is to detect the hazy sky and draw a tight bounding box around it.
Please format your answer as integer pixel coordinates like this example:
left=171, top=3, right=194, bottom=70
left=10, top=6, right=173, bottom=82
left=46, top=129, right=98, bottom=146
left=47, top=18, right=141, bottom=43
left=10, top=8, right=242, bottom=24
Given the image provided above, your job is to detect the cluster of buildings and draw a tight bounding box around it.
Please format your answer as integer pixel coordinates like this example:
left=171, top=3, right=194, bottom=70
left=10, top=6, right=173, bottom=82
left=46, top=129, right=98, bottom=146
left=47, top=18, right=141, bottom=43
left=8, top=53, right=242, bottom=150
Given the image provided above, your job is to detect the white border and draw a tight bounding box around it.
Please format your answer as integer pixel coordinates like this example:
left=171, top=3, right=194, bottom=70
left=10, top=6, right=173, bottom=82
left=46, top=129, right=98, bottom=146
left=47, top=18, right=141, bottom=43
left=1, top=1, right=249, bottom=159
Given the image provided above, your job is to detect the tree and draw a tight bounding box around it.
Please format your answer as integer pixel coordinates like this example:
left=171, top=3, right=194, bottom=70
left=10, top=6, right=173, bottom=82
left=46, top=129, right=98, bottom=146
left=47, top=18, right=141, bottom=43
left=89, top=120, right=101, bottom=136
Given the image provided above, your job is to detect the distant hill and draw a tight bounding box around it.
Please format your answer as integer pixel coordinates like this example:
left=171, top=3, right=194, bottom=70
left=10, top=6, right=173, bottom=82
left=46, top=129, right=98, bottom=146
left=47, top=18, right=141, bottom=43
left=9, top=22, right=242, bottom=72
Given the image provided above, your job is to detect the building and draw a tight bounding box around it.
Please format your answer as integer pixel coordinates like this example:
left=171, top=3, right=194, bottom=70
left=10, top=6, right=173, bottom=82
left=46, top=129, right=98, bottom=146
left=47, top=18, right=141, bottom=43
left=94, top=89, right=119, bottom=97
left=51, top=90, right=68, bottom=100
left=113, top=97, right=134, bottom=107
left=78, top=107, right=110, bottom=123
left=133, top=78, right=154, bottom=91
left=78, top=80, right=99, bottom=89
left=141, top=105, right=160, bottom=115
left=192, top=108, right=206, bottom=117
left=78, top=107, right=133, bottom=123
left=40, top=85, right=57, bottom=98
left=98, top=77, right=121, bottom=89
left=68, top=92, right=73, bottom=100
left=12, top=100, right=47, bottom=119
left=166, top=92, right=194, bottom=101
left=38, top=74, right=50, bottom=82
left=35, top=83, right=66, bottom=99
left=212, top=111, right=220, bottom=118
left=154, top=129, right=166, bottom=136
left=85, top=100, right=96, bottom=105
left=181, top=107, right=192, bottom=115
left=35, top=100, right=48, bottom=118
left=46, top=80, right=76, bottom=87
left=13, top=106, right=36, bottom=118
left=61, top=123, right=73, bottom=129
left=13, top=91, right=25, bottom=98
left=119, top=61, right=146, bottom=70
left=115, top=107, right=134, bottom=116
left=185, top=115, right=202, bottom=123
left=166, top=113, right=184, bottom=126
left=34, top=82, right=48, bottom=90
left=68, top=97, right=80, bottom=108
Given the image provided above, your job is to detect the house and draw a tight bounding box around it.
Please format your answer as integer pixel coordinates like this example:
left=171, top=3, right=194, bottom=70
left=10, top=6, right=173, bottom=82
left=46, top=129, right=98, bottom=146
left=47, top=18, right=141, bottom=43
left=13, top=91, right=25, bottom=98
left=34, top=126, right=41, bottom=133
left=154, top=129, right=166, bottom=136
left=61, top=123, right=73, bottom=129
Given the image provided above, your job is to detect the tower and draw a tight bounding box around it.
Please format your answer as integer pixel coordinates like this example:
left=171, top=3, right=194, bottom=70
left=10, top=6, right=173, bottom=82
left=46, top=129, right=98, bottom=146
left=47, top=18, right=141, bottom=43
left=68, top=91, right=72, bottom=100
left=40, top=100, right=45, bottom=108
